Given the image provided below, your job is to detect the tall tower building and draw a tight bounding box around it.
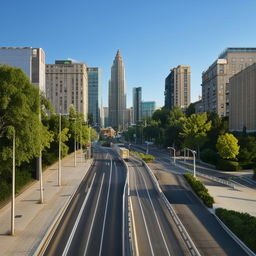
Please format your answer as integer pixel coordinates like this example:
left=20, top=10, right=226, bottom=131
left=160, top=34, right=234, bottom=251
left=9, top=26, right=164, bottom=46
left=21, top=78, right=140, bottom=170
left=202, top=48, right=256, bottom=117
left=141, top=101, right=156, bottom=119
left=45, top=60, right=88, bottom=119
left=164, top=65, right=191, bottom=110
left=108, top=49, right=126, bottom=130
left=0, top=47, right=45, bottom=92
left=133, top=87, right=142, bottom=124
left=87, top=67, right=102, bottom=128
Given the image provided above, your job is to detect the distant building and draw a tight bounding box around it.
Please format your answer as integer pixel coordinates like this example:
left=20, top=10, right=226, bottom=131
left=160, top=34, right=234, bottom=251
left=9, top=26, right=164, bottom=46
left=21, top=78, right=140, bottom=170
left=202, top=47, right=256, bottom=117
left=103, top=107, right=109, bottom=128
left=194, top=100, right=204, bottom=114
left=229, top=63, right=256, bottom=132
left=108, top=50, right=126, bottom=130
left=133, top=87, right=142, bottom=124
left=45, top=60, right=88, bottom=119
left=125, top=108, right=134, bottom=128
left=88, top=67, right=102, bottom=128
left=141, top=101, right=156, bottom=118
left=100, top=127, right=116, bottom=137
left=165, top=65, right=191, bottom=110
left=0, top=47, right=45, bottom=92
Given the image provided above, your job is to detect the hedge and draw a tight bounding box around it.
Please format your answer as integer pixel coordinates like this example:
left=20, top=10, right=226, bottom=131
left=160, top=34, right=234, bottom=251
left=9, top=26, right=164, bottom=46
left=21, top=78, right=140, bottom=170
left=253, top=167, right=256, bottom=180
left=215, top=159, right=241, bottom=171
left=216, top=208, right=256, bottom=253
left=132, top=151, right=155, bottom=162
left=184, top=173, right=214, bottom=208
left=200, top=148, right=219, bottom=165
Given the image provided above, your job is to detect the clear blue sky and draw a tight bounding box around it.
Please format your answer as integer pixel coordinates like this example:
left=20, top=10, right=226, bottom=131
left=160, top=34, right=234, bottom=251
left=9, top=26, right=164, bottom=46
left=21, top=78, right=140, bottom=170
left=1, top=0, right=256, bottom=107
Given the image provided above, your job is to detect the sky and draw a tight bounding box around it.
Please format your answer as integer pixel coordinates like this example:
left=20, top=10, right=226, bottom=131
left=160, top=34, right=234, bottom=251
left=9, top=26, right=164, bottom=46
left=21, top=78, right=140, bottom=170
left=1, top=0, right=256, bottom=107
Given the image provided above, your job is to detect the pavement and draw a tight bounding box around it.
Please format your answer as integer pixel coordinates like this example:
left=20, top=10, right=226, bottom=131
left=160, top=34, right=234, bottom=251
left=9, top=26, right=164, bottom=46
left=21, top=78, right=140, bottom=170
left=0, top=150, right=93, bottom=256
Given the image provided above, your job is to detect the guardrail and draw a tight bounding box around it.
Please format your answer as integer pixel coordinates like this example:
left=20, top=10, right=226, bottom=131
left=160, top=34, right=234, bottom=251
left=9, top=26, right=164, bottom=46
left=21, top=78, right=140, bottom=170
left=131, top=153, right=201, bottom=256
left=176, top=160, right=236, bottom=189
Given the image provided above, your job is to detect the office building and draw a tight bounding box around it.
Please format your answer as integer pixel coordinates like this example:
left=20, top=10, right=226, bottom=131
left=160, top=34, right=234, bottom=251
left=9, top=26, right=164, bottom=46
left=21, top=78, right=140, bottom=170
left=0, top=47, right=45, bottom=92
left=88, top=67, right=102, bottom=128
left=194, top=99, right=204, bottom=114
left=108, top=49, right=126, bottom=130
left=164, top=65, right=191, bottom=110
left=45, top=60, right=88, bottom=119
left=133, top=87, right=142, bottom=124
left=202, top=48, right=256, bottom=116
left=141, top=101, right=156, bottom=118
left=103, top=107, right=109, bottom=128
left=229, top=63, right=256, bottom=132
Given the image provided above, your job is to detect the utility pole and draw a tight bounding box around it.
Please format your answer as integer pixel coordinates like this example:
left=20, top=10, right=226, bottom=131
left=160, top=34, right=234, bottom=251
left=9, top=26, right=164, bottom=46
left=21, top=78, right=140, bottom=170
left=58, top=114, right=61, bottom=186
left=11, top=129, right=15, bottom=236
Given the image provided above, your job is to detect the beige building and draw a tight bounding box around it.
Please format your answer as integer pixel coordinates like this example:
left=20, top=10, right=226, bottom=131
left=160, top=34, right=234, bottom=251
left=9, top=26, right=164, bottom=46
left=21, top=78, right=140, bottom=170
left=229, top=63, right=256, bottom=132
left=46, top=60, right=88, bottom=119
left=202, top=48, right=256, bottom=117
left=164, top=65, right=191, bottom=110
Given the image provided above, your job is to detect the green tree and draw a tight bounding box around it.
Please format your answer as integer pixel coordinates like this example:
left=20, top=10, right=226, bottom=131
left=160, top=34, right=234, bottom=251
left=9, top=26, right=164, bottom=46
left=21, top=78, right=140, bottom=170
left=185, top=103, right=196, bottom=117
left=180, top=112, right=212, bottom=155
left=216, top=133, right=240, bottom=160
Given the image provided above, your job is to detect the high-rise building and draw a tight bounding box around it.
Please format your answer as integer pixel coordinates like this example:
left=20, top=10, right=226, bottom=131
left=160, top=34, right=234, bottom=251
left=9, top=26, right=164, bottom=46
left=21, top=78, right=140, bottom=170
left=229, top=63, right=256, bottom=132
left=133, top=87, right=142, bottom=124
left=0, top=47, right=45, bottom=92
left=164, top=65, right=191, bottom=110
left=87, top=67, right=102, bottom=128
left=45, top=60, right=88, bottom=119
left=141, top=101, right=156, bottom=119
left=108, top=50, right=126, bottom=130
left=103, top=107, right=109, bottom=128
left=202, top=48, right=256, bottom=117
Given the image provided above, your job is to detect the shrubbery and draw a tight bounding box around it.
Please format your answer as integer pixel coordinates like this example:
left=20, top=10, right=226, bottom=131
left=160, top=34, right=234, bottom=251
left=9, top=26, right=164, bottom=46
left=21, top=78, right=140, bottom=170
left=183, top=173, right=214, bottom=208
left=200, top=148, right=219, bottom=165
left=253, top=167, right=256, bottom=180
left=216, top=208, right=256, bottom=253
left=215, top=159, right=241, bottom=171
left=132, top=151, right=155, bottom=162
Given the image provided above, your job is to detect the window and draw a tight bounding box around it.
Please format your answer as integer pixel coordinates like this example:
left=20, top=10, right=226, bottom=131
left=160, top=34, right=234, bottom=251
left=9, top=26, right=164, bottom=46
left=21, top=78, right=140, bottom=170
left=240, top=58, right=244, bottom=62
left=231, top=58, right=236, bottom=62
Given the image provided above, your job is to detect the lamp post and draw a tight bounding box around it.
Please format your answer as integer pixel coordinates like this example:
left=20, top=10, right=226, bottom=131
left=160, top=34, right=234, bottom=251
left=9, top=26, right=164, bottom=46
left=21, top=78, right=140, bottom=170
left=80, top=120, right=83, bottom=162
left=186, top=148, right=197, bottom=177
left=11, top=129, right=15, bottom=236
left=70, top=117, right=77, bottom=167
left=39, top=100, right=43, bottom=204
left=58, top=114, right=62, bottom=186
left=167, top=146, right=176, bottom=165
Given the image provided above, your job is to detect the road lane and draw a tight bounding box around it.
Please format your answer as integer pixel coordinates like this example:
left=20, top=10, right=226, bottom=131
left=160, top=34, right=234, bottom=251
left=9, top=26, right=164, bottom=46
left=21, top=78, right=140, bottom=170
left=128, top=156, right=191, bottom=256
left=42, top=146, right=126, bottom=256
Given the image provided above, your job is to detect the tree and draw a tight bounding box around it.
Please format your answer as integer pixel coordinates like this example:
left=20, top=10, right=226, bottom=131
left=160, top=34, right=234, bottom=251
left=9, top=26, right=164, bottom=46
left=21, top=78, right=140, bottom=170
left=185, top=103, right=195, bottom=117
left=180, top=112, right=212, bottom=156
left=216, top=133, right=240, bottom=160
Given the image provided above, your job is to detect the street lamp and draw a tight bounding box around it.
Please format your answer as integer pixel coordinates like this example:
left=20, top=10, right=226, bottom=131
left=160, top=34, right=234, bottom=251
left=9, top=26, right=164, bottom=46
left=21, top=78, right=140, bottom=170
left=185, top=148, right=197, bottom=177
left=11, top=129, right=15, bottom=236
left=58, top=114, right=62, bottom=186
left=167, top=146, right=176, bottom=165
left=70, top=117, right=76, bottom=167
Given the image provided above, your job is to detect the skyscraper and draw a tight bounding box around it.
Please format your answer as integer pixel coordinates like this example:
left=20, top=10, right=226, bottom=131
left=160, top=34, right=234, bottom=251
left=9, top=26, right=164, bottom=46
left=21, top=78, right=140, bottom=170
left=108, top=49, right=126, bottom=130
left=0, top=47, right=45, bottom=92
left=88, top=67, right=102, bottom=128
left=133, top=87, right=142, bottom=124
left=45, top=60, right=88, bottom=119
left=164, top=65, right=191, bottom=110
left=141, top=101, right=156, bottom=119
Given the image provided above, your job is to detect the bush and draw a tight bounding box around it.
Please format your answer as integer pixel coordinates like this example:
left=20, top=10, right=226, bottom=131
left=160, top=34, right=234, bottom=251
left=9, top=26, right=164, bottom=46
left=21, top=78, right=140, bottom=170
left=216, top=159, right=241, bottom=171
left=132, top=151, right=155, bottom=162
left=184, top=173, right=214, bottom=208
left=240, top=161, right=255, bottom=170
left=253, top=167, right=256, bottom=180
left=216, top=208, right=256, bottom=253
left=200, top=148, right=219, bottom=165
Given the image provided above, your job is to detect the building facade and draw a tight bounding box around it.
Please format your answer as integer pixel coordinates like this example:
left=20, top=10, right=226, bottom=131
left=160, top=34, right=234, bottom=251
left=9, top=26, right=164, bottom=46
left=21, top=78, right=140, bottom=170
left=202, top=48, right=256, bottom=117
left=141, top=101, right=156, bottom=118
left=45, top=60, right=88, bottom=119
left=108, top=50, right=126, bottom=130
left=103, top=107, right=109, bottom=128
left=87, top=67, right=102, bottom=128
left=229, top=63, right=256, bottom=132
left=164, top=65, right=191, bottom=110
left=0, top=47, right=45, bottom=92
left=133, top=87, right=142, bottom=124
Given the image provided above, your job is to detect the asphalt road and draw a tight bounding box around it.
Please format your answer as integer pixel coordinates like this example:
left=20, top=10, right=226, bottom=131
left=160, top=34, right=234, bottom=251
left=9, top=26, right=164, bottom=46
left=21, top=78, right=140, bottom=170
left=42, top=146, right=126, bottom=256
left=128, top=156, right=191, bottom=256
left=138, top=146, right=249, bottom=256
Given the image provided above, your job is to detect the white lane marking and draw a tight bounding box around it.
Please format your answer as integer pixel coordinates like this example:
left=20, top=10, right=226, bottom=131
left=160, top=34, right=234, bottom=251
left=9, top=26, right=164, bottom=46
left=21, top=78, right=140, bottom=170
left=133, top=168, right=155, bottom=256
left=83, top=173, right=105, bottom=256
left=62, top=172, right=96, bottom=256
left=138, top=168, right=171, bottom=256
left=98, top=160, right=113, bottom=256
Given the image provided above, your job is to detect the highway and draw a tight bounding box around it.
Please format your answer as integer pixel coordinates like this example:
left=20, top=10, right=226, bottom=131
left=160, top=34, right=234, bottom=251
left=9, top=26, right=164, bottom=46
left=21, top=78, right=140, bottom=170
left=128, top=156, right=191, bottom=256
left=132, top=145, right=249, bottom=256
left=42, top=146, right=126, bottom=256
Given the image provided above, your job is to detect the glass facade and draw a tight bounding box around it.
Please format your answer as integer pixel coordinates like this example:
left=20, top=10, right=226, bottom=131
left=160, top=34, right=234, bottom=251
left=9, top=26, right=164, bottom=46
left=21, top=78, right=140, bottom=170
left=141, top=101, right=156, bottom=119
left=88, top=67, right=102, bottom=128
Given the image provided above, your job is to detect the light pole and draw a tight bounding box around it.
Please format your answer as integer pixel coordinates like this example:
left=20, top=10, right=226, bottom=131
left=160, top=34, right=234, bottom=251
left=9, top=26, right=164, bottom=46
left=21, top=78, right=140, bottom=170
left=167, top=146, right=176, bottom=165
left=11, top=129, right=15, bottom=236
left=70, top=117, right=76, bottom=167
left=80, top=120, right=83, bottom=162
left=186, top=148, right=197, bottom=177
left=58, top=114, right=62, bottom=186
left=39, top=99, right=43, bottom=204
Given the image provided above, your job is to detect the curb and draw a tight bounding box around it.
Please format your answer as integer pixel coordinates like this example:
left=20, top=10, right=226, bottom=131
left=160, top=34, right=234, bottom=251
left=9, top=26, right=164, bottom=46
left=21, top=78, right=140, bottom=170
left=32, top=159, right=94, bottom=256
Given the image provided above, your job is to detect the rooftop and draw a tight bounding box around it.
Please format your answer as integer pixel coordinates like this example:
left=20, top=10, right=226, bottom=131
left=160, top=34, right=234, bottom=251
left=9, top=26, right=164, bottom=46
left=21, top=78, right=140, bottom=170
left=219, top=47, right=256, bottom=58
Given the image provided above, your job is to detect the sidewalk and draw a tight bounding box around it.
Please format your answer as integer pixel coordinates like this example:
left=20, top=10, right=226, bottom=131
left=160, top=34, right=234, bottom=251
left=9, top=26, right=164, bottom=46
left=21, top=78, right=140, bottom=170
left=0, top=151, right=93, bottom=256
